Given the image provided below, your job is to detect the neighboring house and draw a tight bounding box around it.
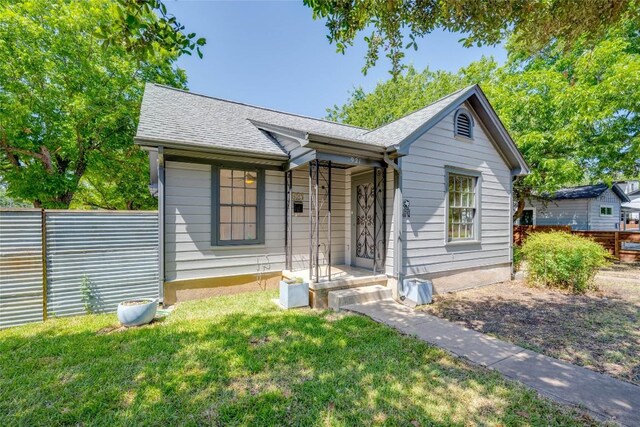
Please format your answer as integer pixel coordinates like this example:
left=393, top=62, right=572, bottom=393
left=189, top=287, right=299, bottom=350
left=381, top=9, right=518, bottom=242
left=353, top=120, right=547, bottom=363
left=518, top=183, right=630, bottom=231
left=617, top=180, right=640, bottom=195
left=618, top=181, right=640, bottom=229
left=135, top=84, right=529, bottom=307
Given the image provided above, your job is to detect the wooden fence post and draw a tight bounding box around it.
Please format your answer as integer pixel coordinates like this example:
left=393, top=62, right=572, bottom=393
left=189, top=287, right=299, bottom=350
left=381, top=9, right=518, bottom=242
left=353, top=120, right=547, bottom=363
left=41, top=209, right=47, bottom=321
left=614, top=231, right=620, bottom=259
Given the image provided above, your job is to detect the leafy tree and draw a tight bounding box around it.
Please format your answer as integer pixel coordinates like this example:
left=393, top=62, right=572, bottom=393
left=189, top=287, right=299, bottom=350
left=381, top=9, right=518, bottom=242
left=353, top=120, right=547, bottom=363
left=109, top=0, right=206, bottom=60
left=328, top=21, right=640, bottom=219
left=327, top=57, right=499, bottom=127
left=305, top=0, right=639, bottom=76
left=0, top=0, right=195, bottom=208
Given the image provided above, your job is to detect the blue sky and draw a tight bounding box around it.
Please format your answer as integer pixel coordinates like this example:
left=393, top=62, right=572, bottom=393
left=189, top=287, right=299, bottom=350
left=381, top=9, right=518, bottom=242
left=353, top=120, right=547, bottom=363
left=166, top=1, right=507, bottom=118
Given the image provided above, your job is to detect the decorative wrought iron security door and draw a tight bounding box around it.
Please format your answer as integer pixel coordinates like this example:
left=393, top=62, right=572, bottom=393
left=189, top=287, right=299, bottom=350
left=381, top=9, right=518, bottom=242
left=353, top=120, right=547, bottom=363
left=355, top=182, right=375, bottom=260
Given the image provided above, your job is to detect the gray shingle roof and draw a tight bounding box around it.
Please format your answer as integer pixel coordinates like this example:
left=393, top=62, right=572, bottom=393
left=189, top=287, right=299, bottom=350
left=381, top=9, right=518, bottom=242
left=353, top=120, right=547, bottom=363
left=136, top=83, right=516, bottom=160
left=360, top=86, right=473, bottom=146
left=550, top=183, right=630, bottom=202
left=136, top=84, right=371, bottom=156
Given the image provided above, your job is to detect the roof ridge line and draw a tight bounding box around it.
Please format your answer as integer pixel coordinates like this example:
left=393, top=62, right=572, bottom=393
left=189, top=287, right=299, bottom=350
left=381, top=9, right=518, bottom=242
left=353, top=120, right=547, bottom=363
left=148, top=83, right=370, bottom=132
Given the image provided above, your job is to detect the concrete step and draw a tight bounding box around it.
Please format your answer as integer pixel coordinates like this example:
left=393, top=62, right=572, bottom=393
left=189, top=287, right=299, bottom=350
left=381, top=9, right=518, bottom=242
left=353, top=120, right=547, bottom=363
left=311, top=273, right=388, bottom=291
left=328, top=285, right=393, bottom=311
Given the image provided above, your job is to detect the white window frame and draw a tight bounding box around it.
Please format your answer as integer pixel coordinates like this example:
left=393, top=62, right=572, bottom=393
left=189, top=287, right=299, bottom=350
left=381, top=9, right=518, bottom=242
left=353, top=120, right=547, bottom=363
left=445, top=167, right=482, bottom=244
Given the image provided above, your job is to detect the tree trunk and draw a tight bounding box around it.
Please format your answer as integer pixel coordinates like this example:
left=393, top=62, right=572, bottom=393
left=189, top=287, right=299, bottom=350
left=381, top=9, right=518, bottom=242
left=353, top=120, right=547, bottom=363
left=513, top=196, right=526, bottom=222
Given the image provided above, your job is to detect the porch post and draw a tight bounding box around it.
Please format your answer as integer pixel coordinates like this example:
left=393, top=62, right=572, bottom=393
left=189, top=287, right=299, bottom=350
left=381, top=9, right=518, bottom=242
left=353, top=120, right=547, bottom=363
left=285, top=170, right=293, bottom=270
left=328, top=161, right=332, bottom=281
left=315, top=159, right=320, bottom=282
left=284, top=169, right=288, bottom=270
left=309, top=164, right=313, bottom=281
left=373, top=166, right=387, bottom=275
left=373, top=167, right=377, bottom=275
left=289, top=171, right=293, bottom=270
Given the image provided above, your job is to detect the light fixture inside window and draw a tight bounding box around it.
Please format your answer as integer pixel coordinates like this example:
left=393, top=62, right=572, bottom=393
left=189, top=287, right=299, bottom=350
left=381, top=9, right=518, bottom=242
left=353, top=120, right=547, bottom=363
left=245, top=172, right=256, bottom=185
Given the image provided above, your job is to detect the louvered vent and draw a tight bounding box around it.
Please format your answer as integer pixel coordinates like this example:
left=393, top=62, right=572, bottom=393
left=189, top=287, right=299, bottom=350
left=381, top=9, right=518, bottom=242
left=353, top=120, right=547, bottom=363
left=455, top=110, right=472, bottom=139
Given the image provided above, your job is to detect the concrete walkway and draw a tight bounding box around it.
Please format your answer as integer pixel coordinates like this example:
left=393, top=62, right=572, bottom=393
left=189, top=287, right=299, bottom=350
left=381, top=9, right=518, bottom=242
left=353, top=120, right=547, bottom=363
left=344, top=299, right=640, bottom=426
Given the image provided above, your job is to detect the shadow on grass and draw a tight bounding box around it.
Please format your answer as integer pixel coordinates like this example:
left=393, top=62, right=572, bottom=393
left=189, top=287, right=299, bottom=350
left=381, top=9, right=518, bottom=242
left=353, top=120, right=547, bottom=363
left=0, top=295, right=596, bottom=426
left=425, top=292, right=640, bottom=385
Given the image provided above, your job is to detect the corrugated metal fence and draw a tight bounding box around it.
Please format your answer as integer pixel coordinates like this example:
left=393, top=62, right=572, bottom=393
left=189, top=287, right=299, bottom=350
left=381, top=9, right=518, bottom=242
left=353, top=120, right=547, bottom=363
left=0, top=210, right=44, bottom=328
left=0, top=209, right=159, bottom=328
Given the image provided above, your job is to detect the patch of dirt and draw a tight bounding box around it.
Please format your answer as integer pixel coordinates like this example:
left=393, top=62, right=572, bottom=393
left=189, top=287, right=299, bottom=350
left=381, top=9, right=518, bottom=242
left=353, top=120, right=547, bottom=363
left=249, top=336, right=271, bottom=346
left=421, top=269, right=640, bottom=385
left=96, top=325, right=127, bottom=335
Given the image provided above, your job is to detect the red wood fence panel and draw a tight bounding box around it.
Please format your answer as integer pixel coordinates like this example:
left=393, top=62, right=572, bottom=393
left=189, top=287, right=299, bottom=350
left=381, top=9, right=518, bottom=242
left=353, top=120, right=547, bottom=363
left=513, top=226, right=640, bottom=263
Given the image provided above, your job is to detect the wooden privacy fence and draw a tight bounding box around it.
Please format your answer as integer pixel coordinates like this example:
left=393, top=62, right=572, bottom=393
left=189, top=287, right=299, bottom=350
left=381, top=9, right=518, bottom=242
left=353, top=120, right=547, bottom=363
left=0, top=209, right=159, bottom=329
left=514, top=225, right=640, bottom=263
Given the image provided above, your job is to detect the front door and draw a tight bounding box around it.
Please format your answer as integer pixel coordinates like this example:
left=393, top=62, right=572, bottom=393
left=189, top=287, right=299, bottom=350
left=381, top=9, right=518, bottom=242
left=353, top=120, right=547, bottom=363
left=351, top=173, right=375, bottom=269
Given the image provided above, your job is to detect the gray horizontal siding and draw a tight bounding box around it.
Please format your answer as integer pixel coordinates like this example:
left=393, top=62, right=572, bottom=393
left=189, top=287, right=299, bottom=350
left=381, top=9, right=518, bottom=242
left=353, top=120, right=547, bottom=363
left=590, top=189, right=622, bottom=231
left=401, top=102, right=512, bottom=276
left=164, top=161, right=285, bottom=281
left=289, top=165, right=347, bottom=272
left=528, top=199, right=589, bottom=230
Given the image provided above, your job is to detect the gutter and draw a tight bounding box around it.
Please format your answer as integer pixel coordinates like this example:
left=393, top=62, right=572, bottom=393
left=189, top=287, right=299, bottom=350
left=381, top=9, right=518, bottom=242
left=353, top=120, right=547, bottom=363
left=304, top=132, right=387, bottom=155
left=134, top=136, right=289, bottom=162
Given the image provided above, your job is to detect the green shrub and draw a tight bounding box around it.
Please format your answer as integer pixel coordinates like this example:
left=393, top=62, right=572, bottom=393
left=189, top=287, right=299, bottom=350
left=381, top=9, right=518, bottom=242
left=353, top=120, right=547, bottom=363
left=520, top=231, right=611, bottom=293
left=513, top=246, right=523, bottom=271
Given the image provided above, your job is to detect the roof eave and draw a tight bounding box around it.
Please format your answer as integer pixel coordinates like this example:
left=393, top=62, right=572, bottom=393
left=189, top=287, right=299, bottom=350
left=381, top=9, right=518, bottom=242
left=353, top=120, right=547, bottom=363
left=612, top=183, right=631, bottom=203
left=134, top=136, right=289, bottom=161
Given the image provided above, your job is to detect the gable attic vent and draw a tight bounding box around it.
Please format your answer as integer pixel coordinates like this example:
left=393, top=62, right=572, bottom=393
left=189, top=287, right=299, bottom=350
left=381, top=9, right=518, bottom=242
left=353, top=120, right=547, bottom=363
left=454, top=109, right=473, bottom=139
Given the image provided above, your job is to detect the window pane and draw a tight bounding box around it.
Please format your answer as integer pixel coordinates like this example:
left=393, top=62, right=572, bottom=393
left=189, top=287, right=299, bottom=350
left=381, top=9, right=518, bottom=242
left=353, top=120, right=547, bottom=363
left=450, top=208, right=459, bottom=222
left=232, top=224, right=244, bottom=240
left=246, top=189, right=257, bottom=205
left=232, top=206, right=244, bottom=223
left=232, top=188, right=245, bottom=204
left=220, top=187, right=232, bottom=204
left=220, top=206, right=231, bottom=222
left=232, top=170, right=245, bottom=187
left=245, top=223, right=256, bottom=240
left=245, top=172, right=257, bottom=188
left=245, top=207, right=256, bottom=223
left=220, top=224, right=231, bottom=241
left=220, top=169, right=232, bottom=187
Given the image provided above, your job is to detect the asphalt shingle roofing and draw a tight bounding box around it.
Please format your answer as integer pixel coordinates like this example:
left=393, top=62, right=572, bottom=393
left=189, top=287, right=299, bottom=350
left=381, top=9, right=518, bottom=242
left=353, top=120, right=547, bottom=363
left=550, top=183, right=629, bottom=202
left=360, top=86, right=472, bottom=146
left=136, top=84, right=371, bottom=156
left=135, top=84, right=480, bottom=156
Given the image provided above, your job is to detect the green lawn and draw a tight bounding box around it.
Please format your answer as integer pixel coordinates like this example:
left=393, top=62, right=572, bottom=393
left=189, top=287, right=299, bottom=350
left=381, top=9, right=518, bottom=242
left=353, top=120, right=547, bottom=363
left=0, top=291, right=598, bottom=426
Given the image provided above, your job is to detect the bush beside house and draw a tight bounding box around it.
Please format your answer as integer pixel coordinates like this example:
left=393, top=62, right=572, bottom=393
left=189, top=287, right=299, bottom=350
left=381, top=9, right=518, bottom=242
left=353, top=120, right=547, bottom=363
left=520, top=231, right=611, bottom=293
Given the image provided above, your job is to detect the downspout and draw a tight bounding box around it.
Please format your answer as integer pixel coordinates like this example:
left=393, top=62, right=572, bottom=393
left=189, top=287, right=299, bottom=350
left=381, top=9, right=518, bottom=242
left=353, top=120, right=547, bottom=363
left=157, top=146, right=165, bottom=303
left=383, top=152, right=403, bottom=299
left=509, top=174, right=516, bottom=277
